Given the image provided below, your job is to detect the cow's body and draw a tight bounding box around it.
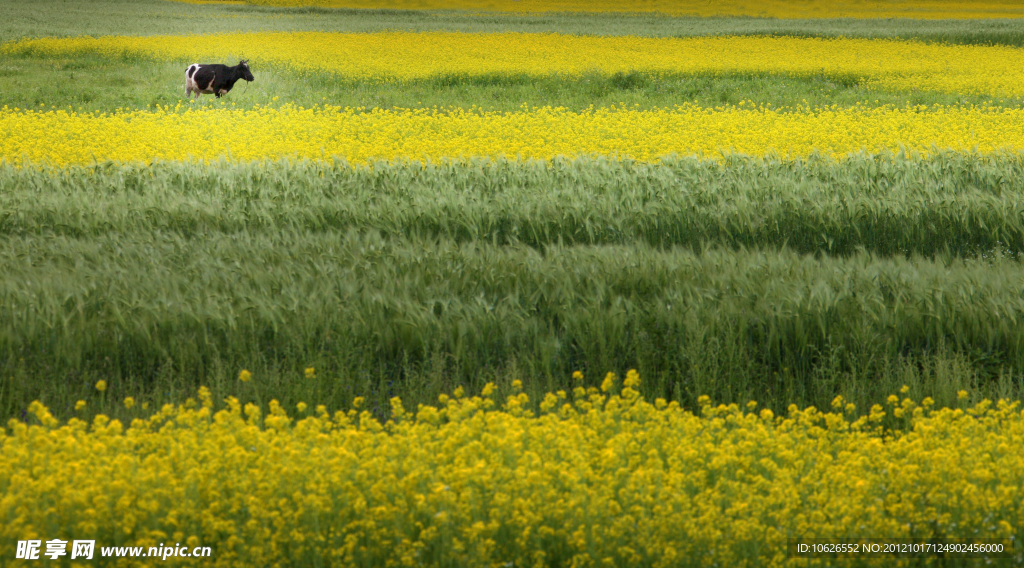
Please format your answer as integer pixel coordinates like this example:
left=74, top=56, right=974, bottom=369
left=185, top=61, right=254, bottom=99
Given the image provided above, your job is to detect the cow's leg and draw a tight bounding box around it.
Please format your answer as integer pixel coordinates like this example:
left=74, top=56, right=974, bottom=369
left=186, top=76, right=199, bottom=100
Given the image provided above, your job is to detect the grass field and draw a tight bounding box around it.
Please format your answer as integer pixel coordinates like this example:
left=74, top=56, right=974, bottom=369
left=2, top=1, right=1024, bottom=565
left=1, top=0, right=1022, bottom=418
left=3, top=153, right=1024, bottom=422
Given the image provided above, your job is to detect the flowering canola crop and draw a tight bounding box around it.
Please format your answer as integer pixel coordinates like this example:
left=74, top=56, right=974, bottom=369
left=6, top=32, right=1024, bottom=97
left=183, top=0, right=1024, bottom=20
left=2, top=374, right=1020, bottom=566
left=3, top=104, right=1024, bottom=166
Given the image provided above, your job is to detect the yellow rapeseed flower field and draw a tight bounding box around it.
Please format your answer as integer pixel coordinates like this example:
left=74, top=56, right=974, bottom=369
left=3, top=103, right=1024, bottom=165
left=1, top=374, right=1020, bottom=566
left=5, top=32, right=1024, bottom=97
left=174, top=0, right=1024, bottom=19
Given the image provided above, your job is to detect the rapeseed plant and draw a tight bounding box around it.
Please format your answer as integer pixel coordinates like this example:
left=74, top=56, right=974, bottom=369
left=5, top=32, right=1024, bottom=97
left=1, top=375, right=1019, bottom=566
left=4, top=103, right=1024, bottom=165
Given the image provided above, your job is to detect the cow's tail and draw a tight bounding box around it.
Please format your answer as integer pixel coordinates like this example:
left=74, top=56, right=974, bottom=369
left=185, top=64, right=200, bottom=97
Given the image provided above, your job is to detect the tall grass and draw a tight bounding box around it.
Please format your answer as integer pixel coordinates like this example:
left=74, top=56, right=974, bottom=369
left=3, top=154, right=1023, bottom=257
left=5, top=155, right=1022, bottom=420
left=2, top=228, right=1022, bottom=422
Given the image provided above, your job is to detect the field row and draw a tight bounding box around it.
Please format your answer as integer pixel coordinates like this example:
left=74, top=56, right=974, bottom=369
left=3, top=155, right=1024, bottom=257
left=6, top=4, right=1024, bottom=49
left=189, top=0, right=1024, bottom=20
left=7, top=32, right=1024, bottom=97
left=3, top=230, right=1023, bottom=419
left=5, top=51, right=1017, bottom=115
left=3, top=379, right=1020, bottom=567
left=4, top=104, right=1024, bottom=165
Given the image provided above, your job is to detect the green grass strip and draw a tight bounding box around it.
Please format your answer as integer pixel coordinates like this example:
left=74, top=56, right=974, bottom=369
left=2, top=229, right=1022, bottom=422
left=4, top=154, right=1023, bottom=257
left=4, top=53, right=1019, bottom=114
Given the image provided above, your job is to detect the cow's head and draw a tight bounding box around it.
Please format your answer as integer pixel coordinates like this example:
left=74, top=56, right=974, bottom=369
left=239, top=60, right=254, bottom=82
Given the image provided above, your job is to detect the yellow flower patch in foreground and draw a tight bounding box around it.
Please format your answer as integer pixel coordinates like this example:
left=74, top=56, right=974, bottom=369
left=3, top=104, right=1024, bottom=165
left=5, top=32, right=1024, bottom=97
left=1, top=376, right=1020, bottom=566
left=181, top=0, right=1024, bottom=19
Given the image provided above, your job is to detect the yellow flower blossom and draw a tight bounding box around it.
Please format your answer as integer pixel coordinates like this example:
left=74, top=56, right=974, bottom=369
left=4, top=103, right=1024, bottom=166
left=1, top=375, right=1019, bottom=566
left=239, top=369, right=252, bottom=382
left=95, top=380, right=107, bottom=392
left=203, top=0, right=1024, bottom=19
left=5, top=32, right=1024, bottom=97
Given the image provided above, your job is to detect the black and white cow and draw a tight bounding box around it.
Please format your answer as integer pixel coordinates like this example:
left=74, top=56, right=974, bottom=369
left=185, top=60, right=254, bottom=99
